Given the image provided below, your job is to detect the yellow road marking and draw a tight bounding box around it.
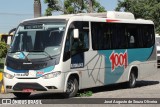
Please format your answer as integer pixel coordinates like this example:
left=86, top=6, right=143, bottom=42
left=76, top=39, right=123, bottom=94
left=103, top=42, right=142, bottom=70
left=1, top=84, right=5, bottom=93
left=0, top=72, right=2, bottom=81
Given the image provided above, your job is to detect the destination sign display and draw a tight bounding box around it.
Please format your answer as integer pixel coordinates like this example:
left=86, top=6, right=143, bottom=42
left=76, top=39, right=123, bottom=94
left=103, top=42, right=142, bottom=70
left=24, top=24, right=43, bottom=29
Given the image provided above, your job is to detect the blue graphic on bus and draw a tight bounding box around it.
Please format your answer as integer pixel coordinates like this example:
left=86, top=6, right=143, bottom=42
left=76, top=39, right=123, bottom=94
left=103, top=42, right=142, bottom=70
left=98, top=47, right=154, bottom=85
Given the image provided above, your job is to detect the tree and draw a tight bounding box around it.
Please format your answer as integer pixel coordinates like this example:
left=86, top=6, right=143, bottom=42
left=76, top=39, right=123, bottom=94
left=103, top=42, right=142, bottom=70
left=0, top=42, right=7, bottom=59
left=116, top=0, right=160, bottom=34
left=44, top=0, right=62, bottom=16
left=34, top=0, right=41, bottom=17
left=64, top=0, right=85, bottom=14
left=44, top=0, right=106, bottom=15
left=64, top=0, right=106, bottom=14
left=91, top=0, right=106, bottom=13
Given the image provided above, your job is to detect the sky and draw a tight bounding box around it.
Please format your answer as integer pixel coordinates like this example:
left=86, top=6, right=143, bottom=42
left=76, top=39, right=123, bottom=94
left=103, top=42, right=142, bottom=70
left=0, top=0, right=118, bottom=33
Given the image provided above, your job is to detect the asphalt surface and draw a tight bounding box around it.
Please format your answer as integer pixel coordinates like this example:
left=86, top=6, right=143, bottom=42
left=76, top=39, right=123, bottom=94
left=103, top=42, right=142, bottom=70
left=0, top=69, right=160, bottom=107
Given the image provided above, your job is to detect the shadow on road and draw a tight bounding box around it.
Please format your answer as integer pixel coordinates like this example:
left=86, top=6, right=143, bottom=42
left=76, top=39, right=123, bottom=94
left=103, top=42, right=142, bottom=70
left=84, top=80, right=160, bottom=94
left=136, top=80, right=159, bottom=87
left=13, top=80, right=159, bottom=99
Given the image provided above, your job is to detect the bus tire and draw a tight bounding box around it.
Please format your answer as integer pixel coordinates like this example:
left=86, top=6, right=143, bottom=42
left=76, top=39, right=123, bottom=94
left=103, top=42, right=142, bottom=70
left=128, top=72, right=136, bottom=88
left=13, top=92, right=31, bottom=98
left=64, top=76, right=78, bottom=98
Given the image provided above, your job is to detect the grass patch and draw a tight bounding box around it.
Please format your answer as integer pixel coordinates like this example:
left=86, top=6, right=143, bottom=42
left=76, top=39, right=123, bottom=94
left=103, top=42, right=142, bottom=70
left=77, top=91, right=93, bottom=97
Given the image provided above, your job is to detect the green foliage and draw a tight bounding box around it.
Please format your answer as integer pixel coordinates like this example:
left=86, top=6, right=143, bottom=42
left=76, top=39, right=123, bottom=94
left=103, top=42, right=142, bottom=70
left=0, top=42, right=7, bottom=59
left=77, top=91, right=93, bottom=97
left=116, top=0, right=160, bottom=34
left=44, top=0, right=62, bottom=16
left=44, top=0, right=106, bottom=15
left=92, top=0, right=106, bottom=13
left=64, top=0, right=85, bottom=14
left=0, top=58, right=4, bottom=72
left=64, top=0, right=106, bottom=14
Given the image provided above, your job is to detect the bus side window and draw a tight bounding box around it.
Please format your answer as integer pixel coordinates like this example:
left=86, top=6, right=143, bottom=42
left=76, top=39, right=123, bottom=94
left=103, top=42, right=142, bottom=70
left=130, top=35, right=135, bottom=47
left=71, top=30, right=89, bottom=55
left=71, top=22, right=89, bottom=56
left=126, top=24, right=139, bottom=48
left=63, top=21, right=89, bottom=61
left=83, top=32, right=89, bottom=49
left=78, top=32, right=89, bottom=50
left=141, top=25, right=155, bottom=48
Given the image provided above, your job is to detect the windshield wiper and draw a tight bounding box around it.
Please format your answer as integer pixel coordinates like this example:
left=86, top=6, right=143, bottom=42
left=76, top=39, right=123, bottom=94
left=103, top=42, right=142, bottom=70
left=8, top=51, right=30, bottom=61
left=21, top=51, right=31, bottom=62
left=43, top=51, right=53, bottom=59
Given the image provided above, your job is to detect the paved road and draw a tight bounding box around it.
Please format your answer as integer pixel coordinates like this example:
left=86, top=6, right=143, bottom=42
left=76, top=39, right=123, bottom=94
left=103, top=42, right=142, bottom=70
left=0, top=69, right=160, bottom=107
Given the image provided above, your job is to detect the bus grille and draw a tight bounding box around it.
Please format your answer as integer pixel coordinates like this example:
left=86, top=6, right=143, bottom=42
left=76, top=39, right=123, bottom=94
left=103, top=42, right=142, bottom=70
left=13, top=83, right=47, bottom=91
left=7, top=62, right=47, bottom=70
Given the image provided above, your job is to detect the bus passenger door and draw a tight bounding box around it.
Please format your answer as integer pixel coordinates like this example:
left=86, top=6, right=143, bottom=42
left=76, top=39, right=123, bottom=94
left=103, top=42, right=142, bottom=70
left=71, top=27, right=103, bottom=89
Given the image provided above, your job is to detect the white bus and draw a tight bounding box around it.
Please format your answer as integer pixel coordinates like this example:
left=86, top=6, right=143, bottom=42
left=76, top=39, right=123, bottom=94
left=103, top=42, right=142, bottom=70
left=3, top=11, right=157, bottom=98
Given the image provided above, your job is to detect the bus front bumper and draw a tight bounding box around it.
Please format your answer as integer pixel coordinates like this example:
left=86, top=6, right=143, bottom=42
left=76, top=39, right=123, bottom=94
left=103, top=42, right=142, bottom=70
left=3, top=73, right=65, bottom=93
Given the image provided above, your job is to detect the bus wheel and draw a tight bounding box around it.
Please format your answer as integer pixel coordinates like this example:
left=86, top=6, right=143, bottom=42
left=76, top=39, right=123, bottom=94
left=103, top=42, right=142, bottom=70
left=13, top=92, right=31, bottom=98
left=64, top=77, right=78, bottom=98
left=128, top=72, right=136, bottom=88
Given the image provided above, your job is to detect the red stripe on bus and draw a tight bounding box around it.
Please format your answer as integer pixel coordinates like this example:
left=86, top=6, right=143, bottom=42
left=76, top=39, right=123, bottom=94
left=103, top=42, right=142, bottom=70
left=106, top=19, right=120, bottom=22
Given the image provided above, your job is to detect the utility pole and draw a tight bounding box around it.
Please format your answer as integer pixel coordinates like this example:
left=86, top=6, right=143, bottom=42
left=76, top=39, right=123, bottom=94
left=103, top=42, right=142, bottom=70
left=89, top=0, right=93, bottom=13
left=34, top=0, right=41, bottom=18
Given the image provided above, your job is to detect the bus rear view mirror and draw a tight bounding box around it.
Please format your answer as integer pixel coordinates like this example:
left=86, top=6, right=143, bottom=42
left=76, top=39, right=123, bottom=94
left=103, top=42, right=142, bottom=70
left=73, top=29, right=79, bottom=39
left=7, top=36, right=12, bottom=45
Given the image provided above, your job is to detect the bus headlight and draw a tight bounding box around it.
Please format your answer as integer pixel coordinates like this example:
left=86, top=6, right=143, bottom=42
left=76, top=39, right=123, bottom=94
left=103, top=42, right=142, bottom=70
left=42, top=71, right=61, bottom=79
left=4, top=72, right=14, bottom=79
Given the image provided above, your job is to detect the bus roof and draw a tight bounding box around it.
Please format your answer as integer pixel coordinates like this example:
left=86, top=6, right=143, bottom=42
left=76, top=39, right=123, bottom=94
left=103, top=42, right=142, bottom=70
left=22, top=11, right=154, bottom=25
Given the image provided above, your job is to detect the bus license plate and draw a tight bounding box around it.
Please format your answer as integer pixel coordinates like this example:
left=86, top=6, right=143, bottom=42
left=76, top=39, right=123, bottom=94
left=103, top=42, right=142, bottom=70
left=22, top=89, right=34, bottom=92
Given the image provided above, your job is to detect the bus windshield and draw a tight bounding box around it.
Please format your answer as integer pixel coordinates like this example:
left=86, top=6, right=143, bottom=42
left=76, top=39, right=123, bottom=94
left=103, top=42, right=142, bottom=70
left=9, top=21, right=66, bottom=59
